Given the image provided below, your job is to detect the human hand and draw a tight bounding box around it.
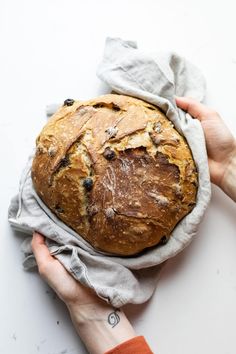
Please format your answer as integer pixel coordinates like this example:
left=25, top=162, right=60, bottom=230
left=31, top=232, right=136, bottom=354
left=175, top=97, right=236, bottom=190
left=31, top=232, right=99, bottom=306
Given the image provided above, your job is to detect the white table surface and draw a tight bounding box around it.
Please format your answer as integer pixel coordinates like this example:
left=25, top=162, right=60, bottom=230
left=1, top=1, right=236, bottom=353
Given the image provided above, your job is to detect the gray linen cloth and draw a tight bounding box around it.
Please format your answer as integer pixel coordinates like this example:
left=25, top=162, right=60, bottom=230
left=8, top=38, right=211, bottom=308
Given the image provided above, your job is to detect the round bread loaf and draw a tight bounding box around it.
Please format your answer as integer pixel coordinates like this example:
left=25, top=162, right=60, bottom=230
left=32, top=94, right=198, bottom=256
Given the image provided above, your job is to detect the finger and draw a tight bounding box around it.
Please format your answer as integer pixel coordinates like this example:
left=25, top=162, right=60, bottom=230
left=31, top=232, right=54, bottom=268
left=32, top=233, right=69, bottom=291
left=175, top=96, right=213, bottom=121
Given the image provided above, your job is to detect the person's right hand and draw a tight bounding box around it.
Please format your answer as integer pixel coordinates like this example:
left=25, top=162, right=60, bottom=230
left=175, top=97, right=236, bottom=189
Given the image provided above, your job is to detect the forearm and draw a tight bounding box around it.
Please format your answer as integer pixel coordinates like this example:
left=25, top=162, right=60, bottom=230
left=67, top=300, right=136, bottom=354
left=220, top=150, right=236, bottom=202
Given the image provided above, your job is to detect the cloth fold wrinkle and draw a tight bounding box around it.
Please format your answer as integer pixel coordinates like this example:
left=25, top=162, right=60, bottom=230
left=8, top=37, right=211, bottom=308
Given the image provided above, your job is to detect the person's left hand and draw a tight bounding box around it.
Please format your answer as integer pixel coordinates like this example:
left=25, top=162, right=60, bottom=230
left=31, top=232, right=137, bottom=354
left=31, top=232, right=100, bottom=306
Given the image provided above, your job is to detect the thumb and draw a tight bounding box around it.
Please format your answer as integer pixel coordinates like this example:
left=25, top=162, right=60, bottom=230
left=31, top=232, right=54, bottom=269
left=175, top=96, right=213, bottom=121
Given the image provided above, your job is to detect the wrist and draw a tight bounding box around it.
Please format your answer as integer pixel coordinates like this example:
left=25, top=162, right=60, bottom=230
left=66, top=294, right=111, bottom=326
left=67, top=300, right=136, bottom=354
left=219, top=142, right=236, bottom=201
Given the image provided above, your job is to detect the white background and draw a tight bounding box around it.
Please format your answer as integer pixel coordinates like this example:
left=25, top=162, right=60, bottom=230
left=1, top=1, right=236, bottom=353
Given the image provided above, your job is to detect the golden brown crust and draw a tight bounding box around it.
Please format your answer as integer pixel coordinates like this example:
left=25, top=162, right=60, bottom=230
left=32, top=94, right=198, bottom=256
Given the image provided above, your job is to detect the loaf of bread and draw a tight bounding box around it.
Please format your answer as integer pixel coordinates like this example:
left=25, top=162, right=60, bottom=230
left=32, top=94, right=198, bottom=256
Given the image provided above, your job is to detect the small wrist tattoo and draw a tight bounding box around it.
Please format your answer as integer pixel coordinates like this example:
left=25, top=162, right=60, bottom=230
left=107, top=309, right=120, bottom=328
